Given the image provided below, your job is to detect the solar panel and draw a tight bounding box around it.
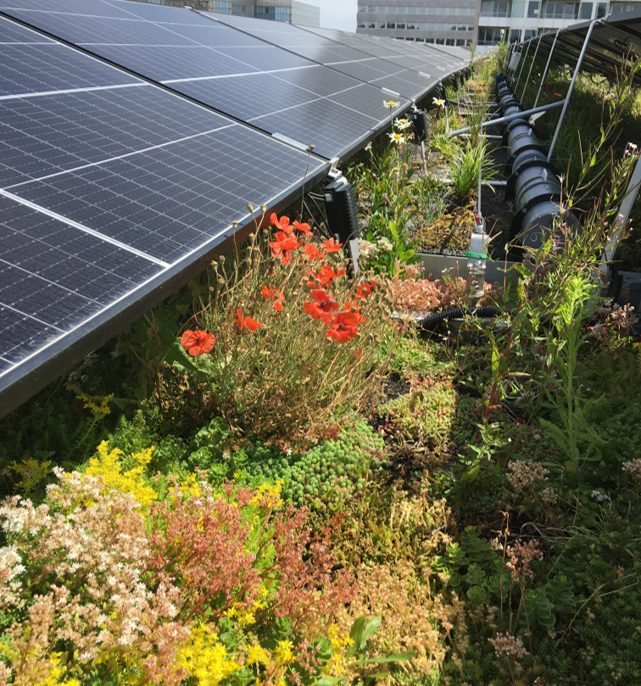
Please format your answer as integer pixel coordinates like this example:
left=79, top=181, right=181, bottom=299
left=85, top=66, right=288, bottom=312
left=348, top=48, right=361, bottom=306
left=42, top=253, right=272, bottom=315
left=0, top=14, right=328, bottom=412
left=300, top=26, right=468, bottom=80
left=0, top=0, right=412, bottom=158
left=0, top=86, right=226, bottom=187
left=212, top=12, right=439, bottom=99
left=9, top=126, right=324, bottom=264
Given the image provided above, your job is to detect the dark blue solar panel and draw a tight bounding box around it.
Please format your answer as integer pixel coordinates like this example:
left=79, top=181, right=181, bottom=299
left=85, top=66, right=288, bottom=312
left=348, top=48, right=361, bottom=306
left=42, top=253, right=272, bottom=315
left=0, top=1, right=413, bottom=157
left=0, top=195, right=160, bottom=303
left=104, top=0, right=210, bottom=22
left=0, top=86, right=231, bottom=187
left=95, top=44, right=260, bottom=80
left=210, top=13, right=438, bottom=99
left=157, top=21, right=264, bottom=46
left=0, top=303, right=60, bottom=368
left=0, top=193, right=163, bottom=367
left=250, top=99, right=379, bottom=158
left=271, top=64, right=366, bottom=96
left=328, top=83, right=407, bottom=115
left=0, top=14, right=50, bottom=41
left=3, top=10, right=190, bottom=44
left=175, top=71, right=320, bottom=122
left=10, top=126, right=326, bottom=263
left=0, top=43, right=138, bottom=95
left=0, top=11, right=333, bottom=410
left=1, top=0, right=134, bottom=16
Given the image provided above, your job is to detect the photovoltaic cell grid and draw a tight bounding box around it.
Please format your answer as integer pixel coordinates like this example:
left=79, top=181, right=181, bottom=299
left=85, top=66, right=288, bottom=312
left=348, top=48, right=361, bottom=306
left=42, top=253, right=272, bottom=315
left=210, top=11, right=445, bottom=99
left=0, top=14, right=328, bottom=398
left=0, top=0, right=416, bottom=158
left=301, top=25, right=469, bottom=80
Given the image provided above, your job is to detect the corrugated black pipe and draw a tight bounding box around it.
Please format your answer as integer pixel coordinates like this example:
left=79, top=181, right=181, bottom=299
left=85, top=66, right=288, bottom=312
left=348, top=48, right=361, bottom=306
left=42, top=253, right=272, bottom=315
left=417, top=306, right=501, bottom=330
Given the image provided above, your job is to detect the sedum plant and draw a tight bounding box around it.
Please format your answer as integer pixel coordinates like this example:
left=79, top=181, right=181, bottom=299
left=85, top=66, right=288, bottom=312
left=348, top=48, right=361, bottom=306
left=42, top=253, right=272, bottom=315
left=0, top=442, right=360, bottom=686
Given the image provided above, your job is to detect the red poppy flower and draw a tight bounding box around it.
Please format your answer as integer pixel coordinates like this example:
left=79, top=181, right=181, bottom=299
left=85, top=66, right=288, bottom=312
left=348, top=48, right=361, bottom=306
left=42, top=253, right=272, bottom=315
left=261, top=285, right=285, bottom=311
left=269, top=231, right=299, bottom=260
left=307, top=264, right=346, bottom=287
left=333, top=307, right=365, bottom=329
left=302, top=243, right=323, bottom=261
left=327, top=323, right=357, bottom=343
left=273, top=294, right=285, bottom=311
left=303, top=288, right=339, bottom=323
left=293, top=220, right=312, bottom=237
left=180, top=329, right=216, bottom=356
left=356, top=280, right=377, bottom=299
left=322, top=238, right=342, bottom=253
left=326, top=307, right=365, bottom=343
left=270, top=213, right=293, bottom=234
left=236, top=308, right=263, bottom=332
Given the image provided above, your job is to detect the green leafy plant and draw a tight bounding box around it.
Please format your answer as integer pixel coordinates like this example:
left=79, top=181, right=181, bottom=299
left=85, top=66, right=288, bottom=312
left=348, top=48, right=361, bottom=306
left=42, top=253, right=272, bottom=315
left=450, top=137, right=496, bottom=204
left=318, top=616, right=414, bottom=685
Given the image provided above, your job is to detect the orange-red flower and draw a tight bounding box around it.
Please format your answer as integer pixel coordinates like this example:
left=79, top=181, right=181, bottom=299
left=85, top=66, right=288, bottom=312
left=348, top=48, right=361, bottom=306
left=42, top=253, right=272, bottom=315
left=261, top=285, right=285, bottom=311
left=236, top=308, right=263, bottom=332
left=322, top=238, right=342, bottom=253
left=180, top=329, right=216, bottom=356
left=356, top=280, right=377, bottom=299
left=303, top=288, right=339, bottom=324
left=326, top=307, right=364, bottom=343
left=293, top=220, right=312, bottom=237
left=270, top=230, right=299, bottom=261
left=270, top=213, right=293, bottom=234
left=302, top=243, right=323, bottom=261
left=261, top=284, right=276, bottom=299
left=307, top=264, right=346, bottom=287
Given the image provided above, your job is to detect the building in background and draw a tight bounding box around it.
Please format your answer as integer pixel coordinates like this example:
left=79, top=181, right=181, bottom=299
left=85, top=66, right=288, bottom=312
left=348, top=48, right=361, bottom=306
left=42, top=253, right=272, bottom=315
left=358, top=0, right=641, bottom=48
left=477, top=0, right=610, bottom=46
left=137, top=0, right=320, bottom=26
left=356, top=1, right=479, bottom=47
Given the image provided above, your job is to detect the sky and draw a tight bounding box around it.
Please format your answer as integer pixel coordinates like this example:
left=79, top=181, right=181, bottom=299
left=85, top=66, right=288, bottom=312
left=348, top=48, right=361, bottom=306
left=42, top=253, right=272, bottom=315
left=317, top=0, right=357, bottom=32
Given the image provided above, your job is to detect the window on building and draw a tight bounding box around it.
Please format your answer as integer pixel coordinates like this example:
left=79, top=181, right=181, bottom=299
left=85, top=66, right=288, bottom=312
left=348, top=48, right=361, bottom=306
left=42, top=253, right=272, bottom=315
left=596, top=1, right=607, bottom=16
left=528, top=0, right=540, bottom=16
left=478, top=26, right=509, bottom=44
left=524, top=28, right=536, bottom=38
left=542, top=1, right=579, bottom=18
left=480, top=0, right=510, bottom=17
left=578, top=1, right=593, bottom=18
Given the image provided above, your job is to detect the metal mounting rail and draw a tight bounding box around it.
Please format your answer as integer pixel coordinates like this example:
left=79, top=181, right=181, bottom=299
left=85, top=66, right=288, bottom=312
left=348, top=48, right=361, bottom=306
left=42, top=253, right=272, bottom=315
left=448, top=100, right=565, bottom=137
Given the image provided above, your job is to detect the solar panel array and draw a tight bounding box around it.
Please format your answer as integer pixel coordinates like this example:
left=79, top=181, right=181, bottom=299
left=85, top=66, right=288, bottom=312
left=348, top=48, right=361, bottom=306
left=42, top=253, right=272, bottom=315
left=0, top=0, right=470, bottom=414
